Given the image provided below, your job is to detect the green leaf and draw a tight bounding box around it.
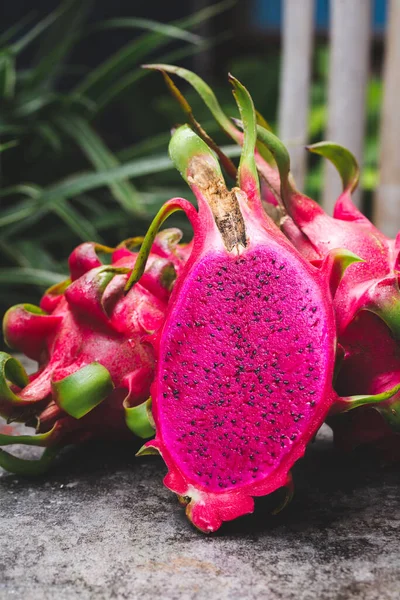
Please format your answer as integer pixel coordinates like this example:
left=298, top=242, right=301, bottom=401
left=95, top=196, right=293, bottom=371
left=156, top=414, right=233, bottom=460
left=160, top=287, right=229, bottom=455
left=51, top=199, right=102, bottom=242
left=0, top=139, right=18, bottom=153
left=35, top=122, right=63, bottom=152
left=53, top=362, right=114, bottom=419
left=28, top=0, right=91, bottom=88
left=0, top=268, right=65, bottom=286
left=11, top=240, right=60, bottom=271
left=72, top=0, right=234, bottom=102
left=0, top=51, right=16, bottom=98
left=0, top=12, right=35, bottom=47
left=89, top=17, right=202, bottom=45
left=56, top=115, right=142, bottom=213
left=0, top=146, right=240, bottom=239
left=11, top=1, right=70, bottom=55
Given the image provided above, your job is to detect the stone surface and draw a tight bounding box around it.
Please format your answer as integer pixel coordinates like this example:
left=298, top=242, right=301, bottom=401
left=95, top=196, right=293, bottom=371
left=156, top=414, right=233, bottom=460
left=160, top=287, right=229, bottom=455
left=1, top=424, right=399, bottom=600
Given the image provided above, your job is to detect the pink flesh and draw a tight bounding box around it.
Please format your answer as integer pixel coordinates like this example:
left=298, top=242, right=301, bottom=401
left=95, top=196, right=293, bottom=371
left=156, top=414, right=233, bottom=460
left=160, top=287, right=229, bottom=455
left=156, top=247, right=330, bottom=492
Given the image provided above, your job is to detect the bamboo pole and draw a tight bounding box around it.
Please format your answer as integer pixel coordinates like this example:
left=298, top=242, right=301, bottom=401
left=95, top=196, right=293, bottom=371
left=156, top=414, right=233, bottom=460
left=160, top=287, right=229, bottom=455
left=374, top=0, right=400, bottom=237
left=278, top=0, right=314, bottom=191
left=324, top=0, right=371, bottom=212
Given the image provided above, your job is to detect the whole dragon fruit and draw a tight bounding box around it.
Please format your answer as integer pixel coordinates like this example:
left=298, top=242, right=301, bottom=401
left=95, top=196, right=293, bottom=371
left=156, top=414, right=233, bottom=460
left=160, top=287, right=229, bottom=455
left=0, top=230, right=188, bottom=475
left=150, top=63, right=400, bottom=458
left=127, top=77, right=363, bottom=533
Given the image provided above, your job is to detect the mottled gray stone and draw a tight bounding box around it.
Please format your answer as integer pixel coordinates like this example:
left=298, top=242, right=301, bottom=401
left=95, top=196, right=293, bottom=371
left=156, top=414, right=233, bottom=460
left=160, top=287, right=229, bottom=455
left=0, top=423, right=399, bottom=600
left=1, top=356, right=399, bottom=599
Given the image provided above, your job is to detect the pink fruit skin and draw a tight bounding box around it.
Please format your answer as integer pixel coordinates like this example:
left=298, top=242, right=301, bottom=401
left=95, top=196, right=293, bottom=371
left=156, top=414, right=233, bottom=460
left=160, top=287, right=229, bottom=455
left=143, top=123, right=343, bottom=533
left=2, top=232, right=187, bottom=448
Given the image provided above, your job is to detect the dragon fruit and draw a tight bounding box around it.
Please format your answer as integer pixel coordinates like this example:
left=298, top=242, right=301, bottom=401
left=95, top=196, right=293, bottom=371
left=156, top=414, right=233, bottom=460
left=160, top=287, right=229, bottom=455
left=125, top=76, right=364, bottom=532
left=150, top=63, right=400, bottom=457
left=0, top=230, right=188, bottom=475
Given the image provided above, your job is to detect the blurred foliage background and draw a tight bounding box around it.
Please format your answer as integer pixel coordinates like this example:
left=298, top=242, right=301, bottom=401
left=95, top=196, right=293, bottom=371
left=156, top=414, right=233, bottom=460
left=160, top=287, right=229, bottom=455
left=0, top=0, right=383, bottom=318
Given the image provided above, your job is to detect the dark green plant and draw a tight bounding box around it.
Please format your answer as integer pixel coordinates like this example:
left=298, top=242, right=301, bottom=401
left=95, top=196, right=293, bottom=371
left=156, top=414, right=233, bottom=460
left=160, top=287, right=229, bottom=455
left=0, top=0, right=236, bottom=314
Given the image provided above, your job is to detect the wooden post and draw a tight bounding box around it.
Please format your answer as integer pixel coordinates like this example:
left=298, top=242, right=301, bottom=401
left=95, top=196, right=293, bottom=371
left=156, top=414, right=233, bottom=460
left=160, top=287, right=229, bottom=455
left=278, top=0, right=314, bottom=191
left=374, top=0, right=400, bottom=237
left=324, top=0, right=371, bottom=213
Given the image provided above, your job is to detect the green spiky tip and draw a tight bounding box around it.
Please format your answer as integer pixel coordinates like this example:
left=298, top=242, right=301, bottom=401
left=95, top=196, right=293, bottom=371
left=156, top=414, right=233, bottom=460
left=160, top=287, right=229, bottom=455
left=169, top=124, right=222, bottom=183
left=44, top=278, right=71, bottom=298
left=329, top=247, right=364, bottom=280
left=229, top=75, right=260, bottom=199
left=0, top=426, right=56, bottom=448
left=143, top=63, right=238, bottom=139
left=136, top=442, right=159, bottom=457
left=0, top=352, right=29, bottom=409
left=0, top=446, right=59, bottom=476
left=125, top=397, right=155, bottom=439
left=307, top=142, right=360, bottom=193
left=316, top=247, right=363, bottom=298
left=53, top=362, right=114, bottom=419
left=336, top=382, right=400, bottom=414
left=234, top=118, right=291, bottom=198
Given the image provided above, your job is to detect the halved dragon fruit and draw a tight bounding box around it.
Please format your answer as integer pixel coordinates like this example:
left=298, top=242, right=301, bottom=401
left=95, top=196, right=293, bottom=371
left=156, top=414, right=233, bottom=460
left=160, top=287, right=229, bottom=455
left=126, top=76, right=363, bottom=532
left=0, top=231, right=188, bottom=475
